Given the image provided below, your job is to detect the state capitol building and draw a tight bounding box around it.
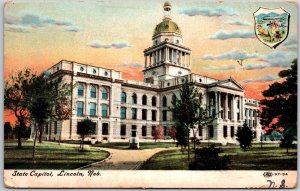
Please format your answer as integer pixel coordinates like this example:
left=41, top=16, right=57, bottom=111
left=38, top=2, right=261, bottom=144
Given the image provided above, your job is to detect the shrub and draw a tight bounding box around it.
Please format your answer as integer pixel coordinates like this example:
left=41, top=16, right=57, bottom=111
left=189, top=144, right=231, bottom=170
left=280, top=131, right=295, bottom=153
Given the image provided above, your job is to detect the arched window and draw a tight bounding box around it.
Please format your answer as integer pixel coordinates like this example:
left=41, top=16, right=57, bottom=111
left=121, top=92, right=127, bottom=103
left=101, top=104, right=108, bottom=117
left=152, top=96, right=157, bottom=106
left=162, top=96, right=167, bottom=107
left=78, top=83, right=84, bottom=97
left=102, top=87, right=108, bottom=100
left=142, top=95, right=147, bottom=105
left=132, top=93, right=137, bottom=104
left=172, top=94, right=177, bottom=104
left=90, top=85, right=96, bottom=98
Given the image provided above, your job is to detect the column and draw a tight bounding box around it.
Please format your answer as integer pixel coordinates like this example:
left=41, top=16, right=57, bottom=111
left=184, top=53, right=187, bottom=67
left=159, top=49, right=162, bottom=63
left=85, top=84, right=89, bottom=116
left=225, top=93, right=228, bottom=120
left=166, top=47, right=169, bottom=62
left=241, top=97, right=244, bottom=121
left=214, top=91, right=218, bottom=119
left=144, top=55, right=147, bottom=68
left=218, top=92, right=221, bottom=118
left=171, top=48, right=173, bottom=63
left=189, top=54, right=191, bottom=67
left=231, top=95, right=234, bottom=120
left=180, top=51, right=183, bottom=66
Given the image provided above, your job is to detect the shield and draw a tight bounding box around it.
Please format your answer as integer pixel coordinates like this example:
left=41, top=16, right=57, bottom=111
left=254, top=7, right=290, bottom=48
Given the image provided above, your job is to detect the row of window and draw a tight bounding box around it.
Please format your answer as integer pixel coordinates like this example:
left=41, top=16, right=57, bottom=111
left=245, top=109, right=258, bottom=118
left=120, top=107, right=157, bottom=121
left=78, top=83, right=108, bottom=99
left=77, top=102, right=108, bottom=117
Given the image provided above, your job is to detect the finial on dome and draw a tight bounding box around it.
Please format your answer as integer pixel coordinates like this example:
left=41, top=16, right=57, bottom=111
left=163, top=1, right=172, bottom=20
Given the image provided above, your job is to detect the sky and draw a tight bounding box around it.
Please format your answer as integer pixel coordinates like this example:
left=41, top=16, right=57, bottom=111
left=4, top=0, right=298, bottom=124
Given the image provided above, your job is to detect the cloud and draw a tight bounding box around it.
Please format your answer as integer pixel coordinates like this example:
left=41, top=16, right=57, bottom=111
left=116, top=63, right=143, bottom=68
left=209, top=30, right=255, bottom=40
left=4, top=24, right=31, bottom=33
left=243, top=75, right=279, bottom=83
left=225, top=19, right=251, bottom=26
left=260, top=50, right=297, bottom=67
left=87, top=40, right=131, bottom=49
left=202, top=50, right=258, bottom=60
left=5, top=14, right=77, bottom=32
left=203, top=65, right=236, bottom=70
left=241, top=63, right=269, bottom=70
left=283, top=34, right=297, bottom=50
left=65, top=26, right=80, bottom=32
left=179, top=7, right=238, bottom=17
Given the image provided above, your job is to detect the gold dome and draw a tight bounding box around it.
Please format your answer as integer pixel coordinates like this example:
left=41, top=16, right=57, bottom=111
left=163, top=1, right=172, bottom=8
left=153, top=19, right=182, bottom=37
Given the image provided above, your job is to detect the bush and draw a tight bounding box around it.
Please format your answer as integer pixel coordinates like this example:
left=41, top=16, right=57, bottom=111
left=189, top=144, right=231, bottom=170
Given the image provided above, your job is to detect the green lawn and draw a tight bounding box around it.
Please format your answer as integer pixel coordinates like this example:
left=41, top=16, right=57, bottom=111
left=140, top=144, right=297, bottom=170
left=4, top=140, right=110, bottom=169
left=92, top=141, right=179, bottom=150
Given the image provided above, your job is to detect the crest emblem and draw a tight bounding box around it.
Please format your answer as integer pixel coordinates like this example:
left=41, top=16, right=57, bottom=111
left=254, top=7, right=290, bottom=48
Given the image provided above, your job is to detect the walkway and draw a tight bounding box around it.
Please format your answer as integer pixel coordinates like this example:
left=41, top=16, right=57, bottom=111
left=82, top=147, right=176, bottom=170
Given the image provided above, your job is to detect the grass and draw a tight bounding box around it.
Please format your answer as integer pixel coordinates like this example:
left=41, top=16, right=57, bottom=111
left=140, top=144, right=297, bottom=170
left=92, top=141, right=179, bottom=150
left=4, top=140, right=110, bottom=169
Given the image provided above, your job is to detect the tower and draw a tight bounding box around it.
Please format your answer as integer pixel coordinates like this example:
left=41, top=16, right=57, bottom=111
left=143, top=1, right=192, bottom=84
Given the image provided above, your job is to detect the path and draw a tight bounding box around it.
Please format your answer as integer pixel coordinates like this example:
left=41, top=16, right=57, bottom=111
left=82, top=147, right=175, bottom=170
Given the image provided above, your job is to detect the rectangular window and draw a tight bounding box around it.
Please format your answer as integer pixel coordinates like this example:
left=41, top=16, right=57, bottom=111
left=237, top=112, right=240, bottom=120
left=132, top=125, right=137, bottom=137
left=142, top=126, right=147, bottom=136
left=152, top=110, right=157, bottom=121
left=228, top=111, right=231, bottom=120
left=102, top=104, right=108, bottom=118
left=120, top=107, right=126, bottom=119
left=142, top=109, right=147, bottom=120
left=152, top=126, right=155, bottom=136
left=132, top=108, right=137, bottom=120
left=230, top=126, right=234, bottom=137
left=77, top=101, right=84, bottom=116
left=249, top=120, right=251, bottom=127
left=102, top=123, right=109, bottom=135
left=223, top=126, right=227, bottom=138
left=120, top=124, right=126, bottom=136
left=199, top=126, right=202, bottom=136
left=209, top=125, right=214, bottom=138
left=163, top=126, right=167, bottom=136
left=90, top=102, right=96, bottom=116
left=162, top=110, right=167, bottom=121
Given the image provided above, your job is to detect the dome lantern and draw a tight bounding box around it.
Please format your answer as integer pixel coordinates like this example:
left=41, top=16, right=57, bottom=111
left=163, top=1, right=172, bottom=20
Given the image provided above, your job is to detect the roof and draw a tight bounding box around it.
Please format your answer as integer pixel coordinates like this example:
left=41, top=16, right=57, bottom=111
left=153, top=19, right=182, bottom=37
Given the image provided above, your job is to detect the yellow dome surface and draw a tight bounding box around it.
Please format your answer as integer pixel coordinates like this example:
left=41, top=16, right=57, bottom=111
left=153, top=19, right=182, bottom=37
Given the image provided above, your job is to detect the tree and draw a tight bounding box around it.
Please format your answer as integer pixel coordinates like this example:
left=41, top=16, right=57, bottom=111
left=4, top=122, right=13, bottom=139
left=4, top=68, right=35, bottom=148
left=152, top=126, right=164, bottom=142
left=260, top=59, right=297, bottom=135
left=77, top=118, right=96, bottom=150
left=175, top=122, right=189, bottom=152
left=280, top=130, right=295, bottom=153
left=168, top=126, right=176, bottom=142
left=170, top=81, right=216, bottom=160
left=236, top=122, right=253, bottom=151
left=51, top=77, right=72, bottom=145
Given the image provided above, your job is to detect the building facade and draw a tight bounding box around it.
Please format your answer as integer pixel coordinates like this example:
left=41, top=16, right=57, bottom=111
left=38, top=2, right=261, bottom=143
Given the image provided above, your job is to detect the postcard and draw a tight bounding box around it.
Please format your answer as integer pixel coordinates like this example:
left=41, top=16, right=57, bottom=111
left=3, top=0, right=297, bottom=188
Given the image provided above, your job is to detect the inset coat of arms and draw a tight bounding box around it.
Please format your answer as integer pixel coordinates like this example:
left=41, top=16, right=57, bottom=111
left=254, top=7, right=290, bottom=48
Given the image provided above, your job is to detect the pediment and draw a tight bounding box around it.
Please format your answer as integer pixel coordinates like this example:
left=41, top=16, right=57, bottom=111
left=212, top=78, right=244, bottom=91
